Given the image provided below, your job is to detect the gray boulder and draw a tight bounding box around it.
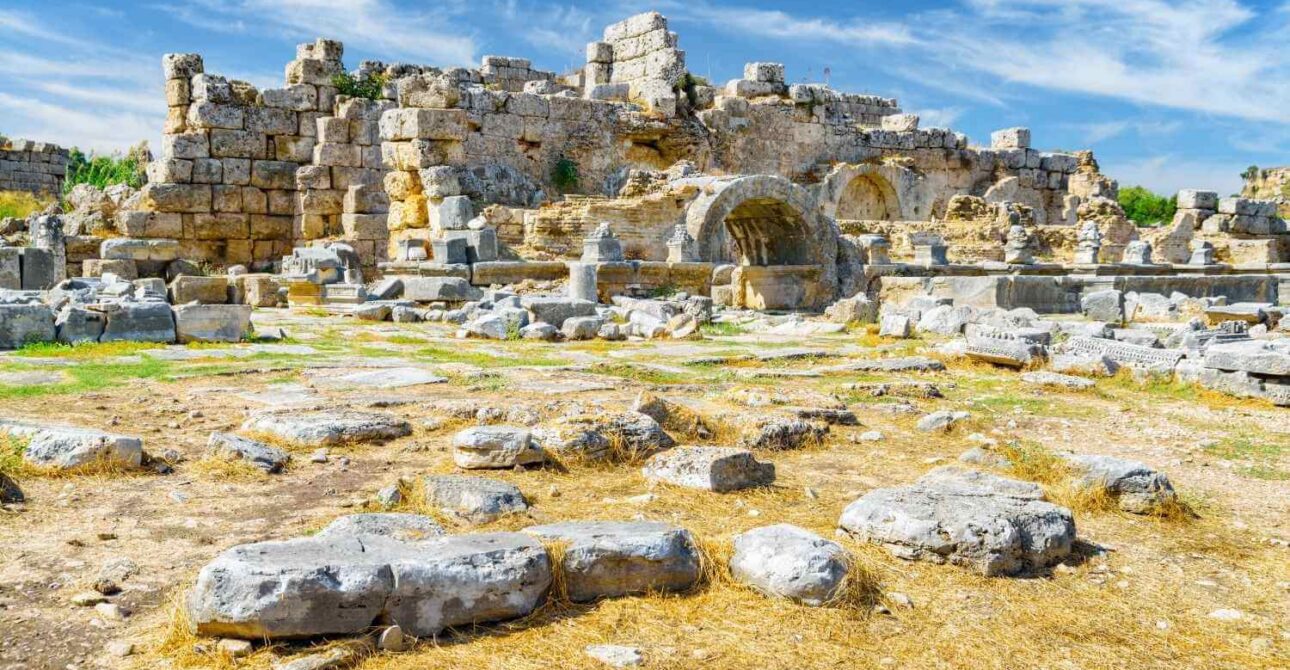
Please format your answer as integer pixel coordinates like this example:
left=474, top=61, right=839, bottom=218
left=1081, top=289, right=1124, bottom=324
left=736, top=417, right=828, bottom=450
left=520, top=322, right=558, bottom=341
left=562, top=316, right=605, bottom=340
left=55, top=306, right=104, bottom=344
left=206, top=432, right=289, bottom=473
left=423, top=474, right=529, bottom=524
left=452, top=426, right=544, bottom=469
left=641, top=447, right=774, bottom=492
left=352, top=302, right=392, bottom=322
left=315, top=513, right=444, bottom=541
left=731, top=524, right=848, bottom=606
left=1063, top=454, right=1176, bottom=514
left=521, top=297, right=597, bottom=328
left=0, top=304, right=55, bottom=348
left=523, top=521, right=700, bottom=601
left=186, top=532, right=551, bottom=639
left=915, top=410, right=969, bottom=432
left=402, top=276, right=482, bottom=303
left=915, top=305, right=975, bottom=336
left=241, top=410, right=411, bottom=446
left=0, top=420, right=142, bottom=470
left=838, top=467, right=1075, bottom=576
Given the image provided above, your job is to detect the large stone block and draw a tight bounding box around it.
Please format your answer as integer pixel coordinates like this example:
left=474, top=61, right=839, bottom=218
left=523, top=521, right=700, bottom=602
left=186, top=532, right=551, bottom=639
left=379, top=108, right=470, bottom=141
left=423, top=475, right=529, bottom=524
left=169, top=276, right=229, bottom=304
left=100, top=302, right=176, bottom=343
left=520, top=297, right=597, bottom=327
left=0, top=304, right=55, bottom=349
left=0, top=248, right=20, bottom=290
left=140, top=183, right=212, bottom=213
left=174, top=304, right=252, bottom=343
left=642, top=446, right=774, bottom=492
left=401, top=276, right=482, bottom=302
left=101, top=238, right=181, bottom=262
left=452, top=426, right=544, bottom=469
left=55, top=305, right=105, bottom=344
left=0, top=420, right=142, bottom=470
left=19, top=248, right=57, bottom=290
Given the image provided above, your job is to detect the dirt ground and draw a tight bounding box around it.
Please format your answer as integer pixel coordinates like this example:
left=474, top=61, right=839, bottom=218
left=0, top=309, right=1286, bottom=670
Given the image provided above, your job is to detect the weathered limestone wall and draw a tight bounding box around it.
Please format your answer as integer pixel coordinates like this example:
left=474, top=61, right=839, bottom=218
left=585, top=12, right=686, bottom=116
left=1242, top=167, right=1289, bottom=217
left=0, top=139, right=69, bottom=196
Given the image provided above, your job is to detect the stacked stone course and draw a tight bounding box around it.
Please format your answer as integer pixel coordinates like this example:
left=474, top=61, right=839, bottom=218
left=0, top=138, right=69, bottom=195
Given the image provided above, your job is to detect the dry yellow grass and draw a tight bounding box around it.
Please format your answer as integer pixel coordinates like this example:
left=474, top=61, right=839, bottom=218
left=189, top=455, right=273, bottom=482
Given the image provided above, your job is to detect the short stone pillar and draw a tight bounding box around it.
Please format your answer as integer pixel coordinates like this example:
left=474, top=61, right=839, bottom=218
left=1074, top=221, right=1102, bottom=264
left=857, top=234, right=891, bottom=264
left=567, top=262, right=599, bottom=302
left=1188, top=240, right=1216, bottom=266
left=1122, top=240, right=1154, bottom=265
left=432, top=237, right=468, bottom=265
left=1003, top=222, right=1035, bottom=264
left=666, top=224, right=699, bottom=263
left=582, top=222, right=623, bottom=263
left=911, top=233, right=948, bottom=266
left=31, top=214, right=67, bottom=284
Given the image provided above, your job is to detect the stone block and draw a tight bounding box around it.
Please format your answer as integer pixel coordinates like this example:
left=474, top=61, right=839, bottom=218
left=55, top=305, right=105, bottom=344
left=169, top=276, right=229, bottom=304
left=1177, top=189, right=1217, bottom=210
left=163, top=132, right=210, bottom=159
left=100, top=302, right=176, bottom=343
left=434, top=195, right=473, bottom=231
left=379, top=108, right=470, bottom=142
left=642, top=446, right=775, bottom=492
left=730, top=524, right=847, bottom=606
left=341, top=213, right=387, bottom=240
left=523, top=521, right=699, bottom=602
left=0, top=248, right=20, bottom=290
left=431, top=237, right=468, bottom=265
left=452, top=426, right=543, bottom=469
left=401, top=276, right=482, bottom=302
left=140, top=183, right=212, bottom=213
left=990, top=127, right=1031, bottom=150
left=743, top=62, right=785, bottom=83
left=82, top=259, right=138, bottom=280
left=162, top=53, right=203, bottom=80
left=443, top=228, right=498, bottom=264
left=20, top=248, right=57, bottom=290
left=174, top=304, right=252, bottom=343
left=0, top=304, right=55, bottom=349
left=251, top=160, right=298, bottom=190
left=100, top=238, right=181, bottom=262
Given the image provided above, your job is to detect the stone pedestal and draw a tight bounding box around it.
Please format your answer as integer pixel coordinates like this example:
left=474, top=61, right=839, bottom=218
left=1188, top=241, right=1216, bottom=266
left=567, top=262, right=599, bottom=302
left=582, top=223, right=624, bottom=263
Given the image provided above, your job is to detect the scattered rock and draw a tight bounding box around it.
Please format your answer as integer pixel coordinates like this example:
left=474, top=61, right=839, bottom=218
left=423, top=475, right=529, bottom=524
left=1062, top=454, right=1177, bottom=514
left=641, top=446, right=775, bottom=492
left=524, top=521, right=700, bottom=601
left=1020, top=371, right=1096, bottom=390
left=207, top=432, right=290, bottom=473
left=241, top=409, right=411, bottom=446
left=730, top=524, right=849, bottom=606
left=915, top=410, right=969, bottom=432
left=0, top=420, right=143, bottom=470
left=586, top=644, right=644, bottom=667
left=452, top=425, right=545, bottom=469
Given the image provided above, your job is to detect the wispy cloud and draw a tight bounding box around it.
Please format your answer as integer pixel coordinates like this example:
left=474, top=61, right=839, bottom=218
left=1068, top=119, right=1183, bottom=144
left=1108, top=154, right=1247, bottom=197
left=158, top=0, right=478, bottom=66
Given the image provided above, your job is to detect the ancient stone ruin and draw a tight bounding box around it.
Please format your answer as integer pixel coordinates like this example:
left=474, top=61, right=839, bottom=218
left=0, top=9, right=1286, bottom=670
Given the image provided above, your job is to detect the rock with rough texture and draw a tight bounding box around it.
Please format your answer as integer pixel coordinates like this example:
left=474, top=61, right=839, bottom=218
left=1062, top=454, right=1177, bottom=514
left=878, top=313, right=912, bottom=338
left=0, top=420, right=143, bottom=470
left=641, top=446, right=774, bottom=492
left=1081, top=289, right=1124, bottom=324
left=915, top=410, right=969, bottom=432
left=423, top=475, right=529, bottom=524
left=206, top=432, right=289, bottom=473
left=838, top=467, right=1075, bottom=576
left=187, top=532, right=551, bottom=639
left=452, top=425, right=544, bottom=469
left=736, top=417, right=828, bottom=450
left=0, top=304, right=55, bottom=349
left=521, top=297, right=597, bottom=328
left=585, top=644, right=644, bottom=668
left=730, top=524, right=849, bottom=606
left=562, top=315, right=605, bottom=340
left=523, top=521, right=700, bottom=601
left=915, top=305, right=975, bottom=336
left=100, top=302, right=176, bottom=343
left=0, top=472, right=23, bottom=504
left=241, top=410, right=411, bottom=446
left=1020, top=371, right=1096, bottom=390
left=315, top=513, right=444, bottom=541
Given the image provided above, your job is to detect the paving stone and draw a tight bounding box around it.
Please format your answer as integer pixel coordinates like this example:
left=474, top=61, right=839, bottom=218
left=241, top=409, right=411, bottom=446
left=422, top=474, right=529, bottom=524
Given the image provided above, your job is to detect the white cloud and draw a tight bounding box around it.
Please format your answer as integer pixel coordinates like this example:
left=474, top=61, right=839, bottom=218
left=0, top=93, right=159, bottom=155
left=1071, top=120, right=1182, bottom=144
left=911, top=107, right=967, bottom=129
left=160, top=0, right=478, bottom=66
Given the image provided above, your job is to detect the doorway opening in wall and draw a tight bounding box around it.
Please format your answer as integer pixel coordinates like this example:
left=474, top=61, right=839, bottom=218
left=720, top=197, right=811, bottom=265
left=836, top=173, right=899, bottom=221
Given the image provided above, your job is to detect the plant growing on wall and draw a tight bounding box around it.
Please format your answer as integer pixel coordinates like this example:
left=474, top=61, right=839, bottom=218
left=332, top=72, right=389, bottom=101
left=676, top=72, right=709, bottom=107
left=551, top=155, right=580, bottom=193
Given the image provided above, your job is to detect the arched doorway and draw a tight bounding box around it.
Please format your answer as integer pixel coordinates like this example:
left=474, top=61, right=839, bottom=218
left=683, top=175, right=839, bottom=310
left=816, top=163, right=914, bottom=221
left=836, top=174, right=899, bottom=220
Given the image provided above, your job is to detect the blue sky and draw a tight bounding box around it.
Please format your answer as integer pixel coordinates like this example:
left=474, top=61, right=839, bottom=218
left=1, top=0, right=1287, bottom=196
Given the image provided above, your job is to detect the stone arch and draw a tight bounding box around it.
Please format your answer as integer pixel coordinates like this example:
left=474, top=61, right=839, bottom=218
left=816, top=163, right=918, bottom=221
left=684, top=175, right=839, bottom=309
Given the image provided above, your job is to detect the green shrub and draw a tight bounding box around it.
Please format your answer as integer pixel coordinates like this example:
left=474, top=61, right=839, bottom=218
left=552, top=156, right=580, bottom=192
left=1118, top=185, right=1176, bottom=227
left=676, top=72, right=710, bottom=107
left=62, top=148, right=145, bottom=195
left=332, top=72, right=388, bottom=101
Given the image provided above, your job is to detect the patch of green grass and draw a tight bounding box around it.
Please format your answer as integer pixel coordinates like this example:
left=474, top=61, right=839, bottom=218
left=585, top=362, right=692, bottom=385
left=699, top=321, right=748, bottom=337
left=0, top=190, right=52, bottom=219
left=0, top=433, right=28, bottom=477
left=14, top=340, right=165, bottom=360
left=0, top=356, right=171, bottom=400
left=412, top=344, right=566, bottom=368
left=1203, top=433, right=1288, bottom=480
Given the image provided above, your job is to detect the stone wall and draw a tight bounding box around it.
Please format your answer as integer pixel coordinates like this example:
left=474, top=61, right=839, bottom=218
left=585, top=12, right=686, bottom=116
left=0, top=138, right=69, bottom=196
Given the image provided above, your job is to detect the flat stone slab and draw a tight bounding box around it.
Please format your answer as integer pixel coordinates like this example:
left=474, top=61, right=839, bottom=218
left=821, top=357, right=946, bottom=373
left=523, top=521, right=700, bottom=602
left=731, top=524, right=848, bottom=606
left=838, top=466, right=1076, bottom=576
left=0, top=419, right=143, bottom=470
left=1203, top=340, right=1290, bottom=377
left=0, top=370, right=66, bottom=386
left=423, top=475, right=529, bottom=524
left=452, top=425, right=544, bottom=469
left=207, top=432, right=290, bottom=473
left=234, top=384, right=318, bottom=407
left=187, top=531, right=550, bottom=639
left=510, top=378, right=616, bottom=395
left=642, top=447, right=774, bottom=492
left=241, top=409, right=411, bottom=446
left=315, top=513, right=444, bottom=541
left=1020, top=371, right=1096, bottom=390
left=322, top=367, right=448, bottom=389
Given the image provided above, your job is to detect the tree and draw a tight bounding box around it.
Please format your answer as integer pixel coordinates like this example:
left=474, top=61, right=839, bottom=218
left=1241, top=165, right=1260, bottom=182
left=1118, top=186, right=1176, bottom=227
